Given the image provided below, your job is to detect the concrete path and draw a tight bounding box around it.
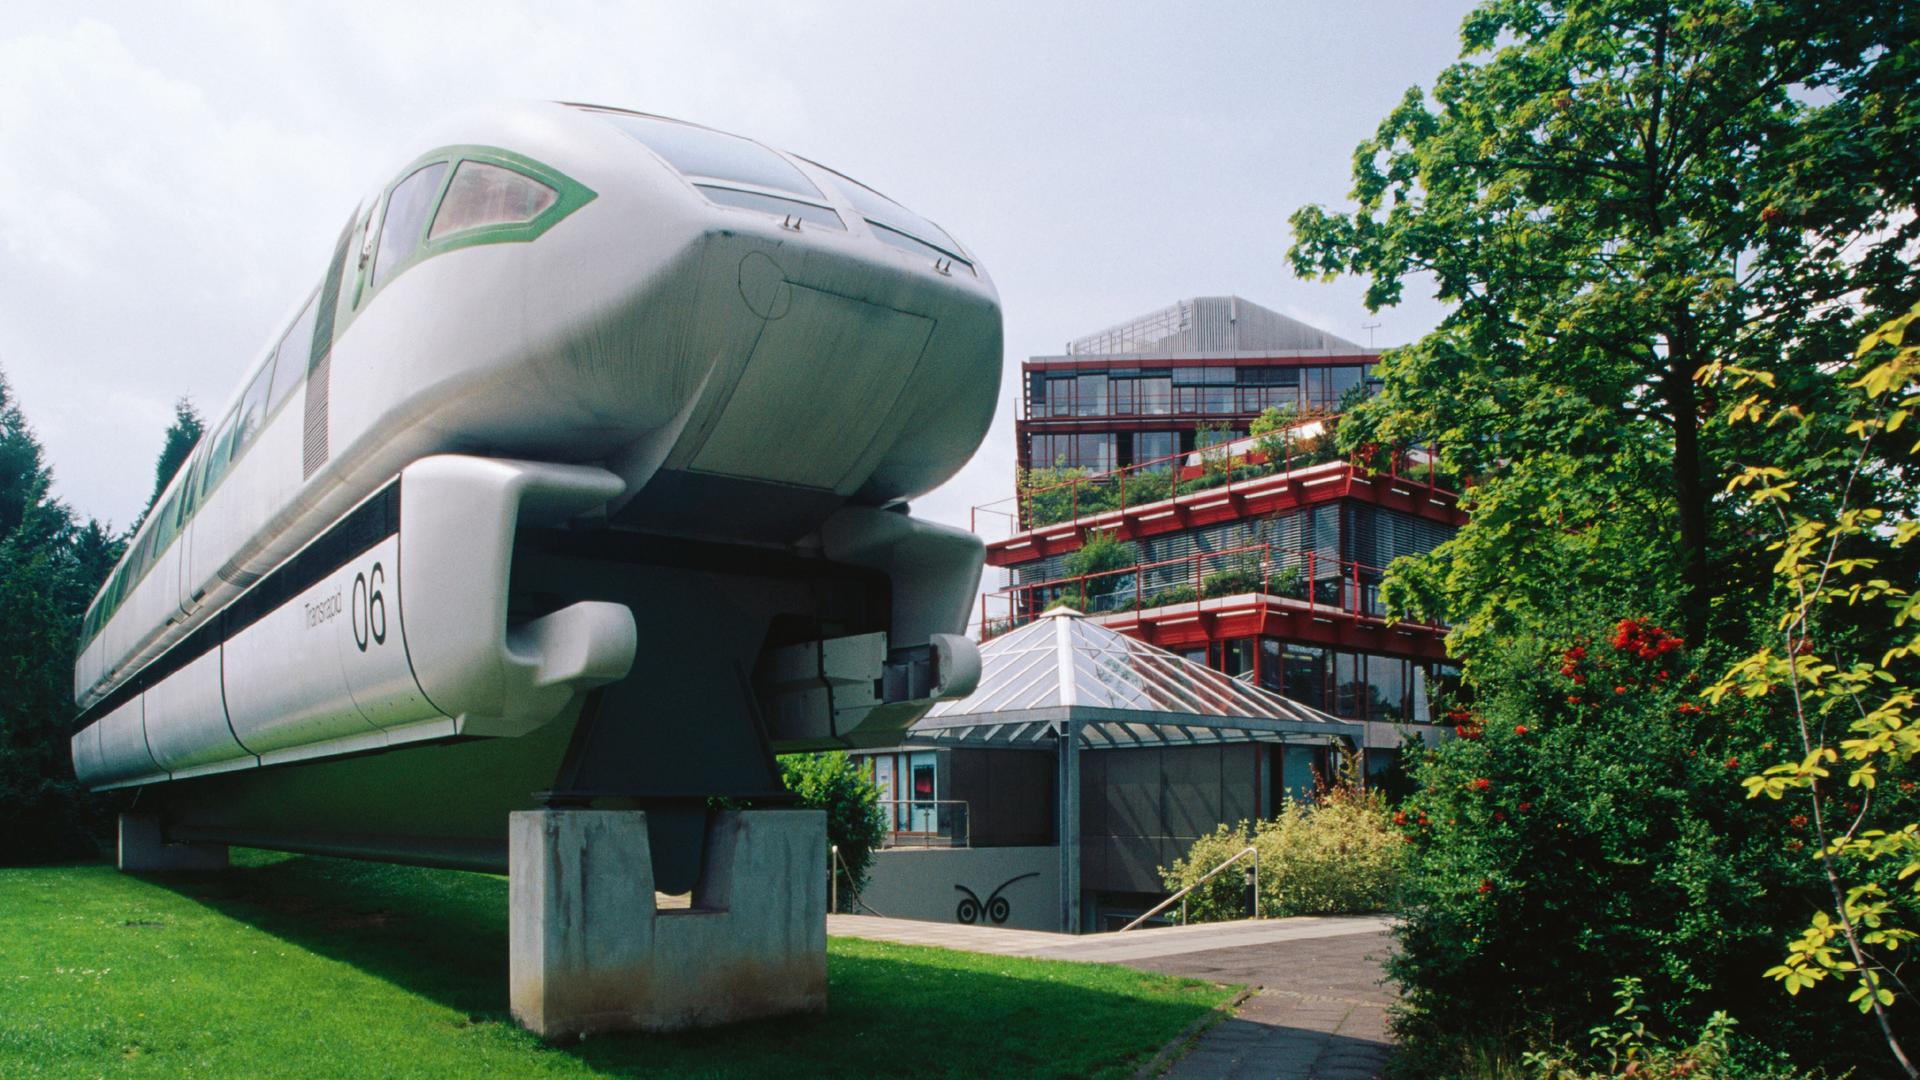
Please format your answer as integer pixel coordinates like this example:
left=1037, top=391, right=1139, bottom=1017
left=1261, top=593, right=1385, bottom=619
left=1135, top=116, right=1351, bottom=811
left=827, top=914, right=1397, bottom=1078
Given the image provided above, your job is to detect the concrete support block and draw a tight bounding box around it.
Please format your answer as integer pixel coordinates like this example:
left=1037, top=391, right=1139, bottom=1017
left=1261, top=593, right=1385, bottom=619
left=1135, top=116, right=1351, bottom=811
left=116, top=813, right=228, bottom=872
left=509, top=808, right=826, bottom=1038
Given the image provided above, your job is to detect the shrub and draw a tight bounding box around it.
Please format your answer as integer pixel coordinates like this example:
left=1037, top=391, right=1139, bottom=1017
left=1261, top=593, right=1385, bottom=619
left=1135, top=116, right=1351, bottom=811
left=1523, top=979, right=1806, bottom=1080
left=1062, top=533, right=1137, bottom=609
left=1250, top=405, right=1300, bottom=470
left=1386, top=619, right=1866, bottom=1077
left=1160, top=771, right=1402, bottom=923
left=779, top=751, right=884, bottom=911
left=1142, top=584, right=1197, bottom=608
left=1200, top=563, right=1261, bottom=598
left=1017, top=465, right=1089, bottom=528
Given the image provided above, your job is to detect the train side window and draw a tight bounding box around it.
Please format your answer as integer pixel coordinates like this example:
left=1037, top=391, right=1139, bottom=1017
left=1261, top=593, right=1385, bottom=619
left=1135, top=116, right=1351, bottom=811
left=176, top=443, right=208, bottom=521
left=151, top=490, right=180, bottom=554
left=200, top=409, right=241, bottom=494
left=231, top=360, right=274, bottom=459
left=340, top=207, right=371, bottom=311
left=269, top=293, right=319, bottom=414
left=429, top=162, right=557, bottom=240
left=371, top=162, right=449, bottom=291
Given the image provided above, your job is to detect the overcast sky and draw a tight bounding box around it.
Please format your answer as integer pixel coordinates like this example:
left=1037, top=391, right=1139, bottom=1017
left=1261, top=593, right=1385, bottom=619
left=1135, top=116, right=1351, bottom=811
left=0, top=1, right=1471, bottom=538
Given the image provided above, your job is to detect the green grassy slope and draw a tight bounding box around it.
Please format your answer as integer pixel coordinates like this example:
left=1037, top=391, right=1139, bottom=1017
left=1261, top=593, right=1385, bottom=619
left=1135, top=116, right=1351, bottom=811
left=0, top=852, right=1228, bottom=1078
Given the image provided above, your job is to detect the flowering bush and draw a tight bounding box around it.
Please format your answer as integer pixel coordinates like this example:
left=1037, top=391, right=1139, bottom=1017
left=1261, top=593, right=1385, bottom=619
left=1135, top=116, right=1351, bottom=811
left=1386, top=619, right=1862, bottom=1077
left=1160, top=771, right=1402, bottom=922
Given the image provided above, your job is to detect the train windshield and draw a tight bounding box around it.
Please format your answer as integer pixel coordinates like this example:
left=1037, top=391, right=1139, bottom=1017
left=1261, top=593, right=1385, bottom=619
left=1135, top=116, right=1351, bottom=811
left=817, top=168, right=963, bottom=256
left=593, top=112, right=822, bottom=200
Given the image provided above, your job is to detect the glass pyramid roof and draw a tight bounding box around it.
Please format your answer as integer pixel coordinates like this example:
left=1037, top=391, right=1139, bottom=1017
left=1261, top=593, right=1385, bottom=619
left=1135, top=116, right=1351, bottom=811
left=924, top=608, right=1341, bottom=728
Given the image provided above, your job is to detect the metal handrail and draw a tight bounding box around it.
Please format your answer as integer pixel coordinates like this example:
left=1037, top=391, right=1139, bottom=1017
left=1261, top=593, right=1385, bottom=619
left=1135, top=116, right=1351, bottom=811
left=1119, top=845, right=1260, bottom=932
left=875, top=798, right=970, bottom=849
left=829, top=843, right=886, bottom=917
left=1006, top=423, right=1351, bottom=531
left=978, top=543, right=1435, bottom=638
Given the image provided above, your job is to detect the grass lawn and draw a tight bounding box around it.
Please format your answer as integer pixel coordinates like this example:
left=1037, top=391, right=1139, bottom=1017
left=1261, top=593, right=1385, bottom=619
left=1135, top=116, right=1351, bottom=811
left=0, top=851, right=1231, bottom=1078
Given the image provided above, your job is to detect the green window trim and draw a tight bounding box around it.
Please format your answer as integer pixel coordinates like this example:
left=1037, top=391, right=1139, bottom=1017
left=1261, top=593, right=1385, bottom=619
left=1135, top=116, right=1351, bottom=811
left=362, top=145, right=596, bottom=304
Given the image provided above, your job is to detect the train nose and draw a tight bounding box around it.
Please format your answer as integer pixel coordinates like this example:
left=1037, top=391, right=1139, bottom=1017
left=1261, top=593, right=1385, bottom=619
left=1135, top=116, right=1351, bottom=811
left=684, top=256, right=936, bottom=493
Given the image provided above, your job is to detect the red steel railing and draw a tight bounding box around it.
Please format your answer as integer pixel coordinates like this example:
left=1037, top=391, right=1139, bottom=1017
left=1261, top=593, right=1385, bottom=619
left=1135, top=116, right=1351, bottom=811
left=975, top=543, right=1445, bottom=640
left=971, top=425, right=1451, bottom=538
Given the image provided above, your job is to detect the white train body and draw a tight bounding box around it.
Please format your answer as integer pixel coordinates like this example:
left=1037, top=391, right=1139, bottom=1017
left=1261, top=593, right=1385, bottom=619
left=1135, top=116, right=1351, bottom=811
left=69, top=102, right=999, bottom=858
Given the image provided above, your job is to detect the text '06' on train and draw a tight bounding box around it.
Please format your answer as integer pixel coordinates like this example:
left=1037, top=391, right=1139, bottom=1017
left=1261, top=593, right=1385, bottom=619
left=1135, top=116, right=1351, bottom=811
left=70, top=101, right=1000, bottom=879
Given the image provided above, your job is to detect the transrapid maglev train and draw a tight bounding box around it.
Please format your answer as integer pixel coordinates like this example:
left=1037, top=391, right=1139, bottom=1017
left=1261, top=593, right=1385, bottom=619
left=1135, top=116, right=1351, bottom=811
left=69, top=102, right=998, bottom=881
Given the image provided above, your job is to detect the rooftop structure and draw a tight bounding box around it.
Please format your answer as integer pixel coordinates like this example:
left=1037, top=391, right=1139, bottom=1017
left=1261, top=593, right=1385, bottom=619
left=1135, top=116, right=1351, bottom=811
left=1067, top=296, right=1364, bottom=357
left=921, top=607, right=1350, bottom=742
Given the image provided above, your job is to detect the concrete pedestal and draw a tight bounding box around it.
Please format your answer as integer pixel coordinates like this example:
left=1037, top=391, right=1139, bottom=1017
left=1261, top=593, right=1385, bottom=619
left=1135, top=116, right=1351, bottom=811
left=509, top=808, right=827, bottom=1038
left=116, top=813, right=228, bottom=872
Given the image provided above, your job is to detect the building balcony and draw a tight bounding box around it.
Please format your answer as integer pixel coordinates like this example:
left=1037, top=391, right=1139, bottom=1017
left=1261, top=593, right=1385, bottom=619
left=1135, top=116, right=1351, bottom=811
left=977, top=542, right=1449, bottom=662
left=974, top=433, right=1463, bottom=557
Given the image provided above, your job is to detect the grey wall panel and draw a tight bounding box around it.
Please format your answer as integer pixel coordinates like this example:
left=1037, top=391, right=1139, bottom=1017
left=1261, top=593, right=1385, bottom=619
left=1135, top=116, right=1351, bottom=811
left=1161, top=745, right=1220, bottom=840
left=862, top=847, right=1059, bottom=932
left=1104, top=748, right=1161, bottom=837
left=1079, top=750, right=1106, bottom=836
left=1219, top=744, right=1258, bottom=826
left=1102, top=834, right=1165, bottom=895
left=956, top=748, right=1054, bottom=847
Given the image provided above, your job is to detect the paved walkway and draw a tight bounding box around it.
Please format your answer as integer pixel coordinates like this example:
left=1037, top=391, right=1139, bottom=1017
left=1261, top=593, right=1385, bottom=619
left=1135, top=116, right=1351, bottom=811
left=827, top=914, right=1397, bottom=1078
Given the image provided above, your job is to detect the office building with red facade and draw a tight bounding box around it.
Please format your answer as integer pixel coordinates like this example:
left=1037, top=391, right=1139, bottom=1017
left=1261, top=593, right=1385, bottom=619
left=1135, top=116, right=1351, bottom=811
left=852, top=297, right=1464, bottom=931
left=979, top=296, right=1462, bottom=773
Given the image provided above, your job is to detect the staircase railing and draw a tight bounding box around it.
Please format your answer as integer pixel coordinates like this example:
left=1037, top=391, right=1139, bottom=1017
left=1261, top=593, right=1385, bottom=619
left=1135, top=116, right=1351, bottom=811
left=1118, top=845, right=1259, bottom=932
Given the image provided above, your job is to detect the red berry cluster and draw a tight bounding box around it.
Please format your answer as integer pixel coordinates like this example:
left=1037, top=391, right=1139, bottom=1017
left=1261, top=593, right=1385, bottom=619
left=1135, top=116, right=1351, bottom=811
left=1558, top=645, right=1589, bottom=684
left=1611, top=618, right=1684, bottom=660
left=1447, top=708, right=1483, bottom=740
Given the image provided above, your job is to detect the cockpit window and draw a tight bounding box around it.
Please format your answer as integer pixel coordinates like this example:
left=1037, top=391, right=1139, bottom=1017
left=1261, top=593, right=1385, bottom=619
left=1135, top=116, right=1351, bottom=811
left=429, top=162, right=558, bottom=241
left=696, top=185, right=844, bottom=231
left=594, top=112, right=823, bottom=199
left=813, top=165, right=968, bottom=262
left=372, top=162, right=450, bottom=290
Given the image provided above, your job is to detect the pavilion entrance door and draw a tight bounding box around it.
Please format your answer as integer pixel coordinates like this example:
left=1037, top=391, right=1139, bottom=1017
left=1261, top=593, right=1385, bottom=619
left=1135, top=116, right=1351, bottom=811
left=907, top=751, right=937, bottom=833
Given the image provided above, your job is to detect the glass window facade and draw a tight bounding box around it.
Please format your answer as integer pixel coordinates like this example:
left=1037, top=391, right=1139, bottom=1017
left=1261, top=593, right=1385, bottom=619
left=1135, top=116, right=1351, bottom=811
left=1024, top=363, right=1375, bottom=419
left=1367, top=656, right=1407, bottom=723
left=1075, top=374, right=1108, bottom=417
left=1221, top=638, right=1254, bottom=681
left=1245, top=640, right=1438, bottom=722
left=1133, top=431, right=1177, bottom=470
left=1281, top=642, right=1329, bottom=711
left=1030, top=432, right=1116, bottom=473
